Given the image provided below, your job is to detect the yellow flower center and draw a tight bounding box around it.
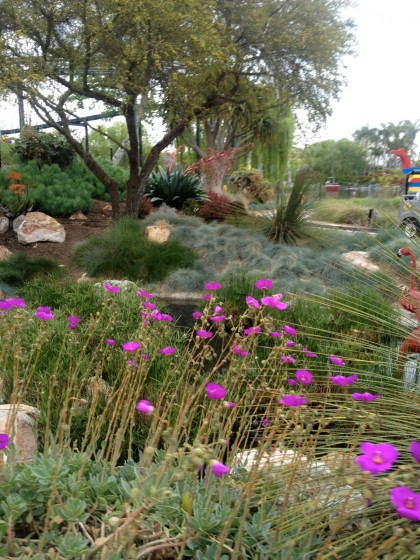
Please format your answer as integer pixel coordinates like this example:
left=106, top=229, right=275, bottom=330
left=372, top=451, right=384, bottom=464
left=405, top=497, right=415, bottom=509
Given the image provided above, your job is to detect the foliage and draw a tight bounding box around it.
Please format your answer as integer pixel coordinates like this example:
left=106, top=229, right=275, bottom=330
left=137, top=195, right=154, bottom=219
left=197, top=192, right=247, bottom=223
left=87, top=121, right=151, bottom=166
left=311, top=198, right=400, bottom=227
left=0, top=253, right=63, bottom=287
left=14, top=129, right=75, bottom=169
left=228, top=168, right=274, bottom=202
left=0, top=169, right=32, bottom=217
left=145, top=165, right=205, bottom=208
left=72, top=217, right=195, bottom=281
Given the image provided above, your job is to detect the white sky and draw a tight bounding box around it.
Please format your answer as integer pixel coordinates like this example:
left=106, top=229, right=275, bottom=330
left=305, top=0, right=420, bottom=145
left=2, top=0, right=419, bottom=148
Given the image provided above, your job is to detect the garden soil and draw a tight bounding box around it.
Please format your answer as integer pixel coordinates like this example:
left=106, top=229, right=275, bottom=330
left=0, top=200, right=115, bottom=279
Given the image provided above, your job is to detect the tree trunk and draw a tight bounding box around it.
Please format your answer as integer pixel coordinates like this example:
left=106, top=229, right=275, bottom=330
left=124, top=105, right=141, bottom=216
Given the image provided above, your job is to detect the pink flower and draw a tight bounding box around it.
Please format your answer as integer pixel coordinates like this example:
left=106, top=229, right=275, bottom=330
left=261, top=296, right=288, bottom=311
left=295, top=369, right=312, bottom=385
left=161, top=313, right=173, bottom=322
left=136, top=400, right=154, bottom=414
left=243, top=326, right=261, bottom=335
left=196, top=329, right=213, bottom=339
left=330, top=354, right=346, bottom=366
left=122, top=341, right=141, bottom=352
left=279, top=395, right=307, bottom=407
left=140, top=311, right=149, bottom=318
left=232, top=344, right=249, bottom=357
left=270, top=331, right=282, bottom=338
left=283, top=325, right=297, bottom=336
left=330, top=374, right=358, bottom=386
left=262, top=418, right=269, bottom=427
left=192, top=311, right=202, bottom=320
left=409, top=441, right=420, bottom=464
left=214, top=305, right=222, bottom=313
left=210, top=315, right=226, bottom=322
left=35, top=306, right=54, bottom=321
left=210, top=460, right=230, bottom=477
left=103, top=282, right=120, bottom=293
left=141, top=353, right=150, bottom=360
left=224, top=401, right=236, bottom=409
left=352, top=392, right=381, bottom=402
left=0, top=433, right=10, bottom=449
left=143, top=301, right=156, bottom=310
left=245, top=296, right=260, bottom=309
left=67, top=315, right=81, bottom=324
left=106, top=339, right=116, bottom=346
left=356, top=442, right=399, bottom=475
left=204, top=282, right=221, bottom=291
left=202, top=294, right=212, bottom=301
left=205, top=382, right=227, bottom=400
left=390, top=487, right=420, bottom=521
left=150, top=310, right=163, bottom=321
left=281, top=355, right=295, bottom=363
left=128, top=360, right=139, bottom=368
left=160, top=347, right=176, bottom=355
left=137, top=290, right=154, bottom=298
left=255, top=278, right=273, bottom=290
left=287, top=379, right=297, bottom=386
left=0, top=297, right=26, bottom=309
left=302, top=348, right=318, bottom=358
left=285, top=340, right=295, bottom=348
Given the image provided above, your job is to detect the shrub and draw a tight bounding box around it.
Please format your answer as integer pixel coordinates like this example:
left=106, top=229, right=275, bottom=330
left=137, top=195, right=153, bottom=219
left=229, top=168, right=274, bottom=202
left=0, top=253, right=63, bottom=287
left=146, top=165, right=205, bottom=208
left=72, top=217, right=195, bottom=281
left=14, top=128, right=75, bottom=169
left=197, top=192, right=247, bottom=223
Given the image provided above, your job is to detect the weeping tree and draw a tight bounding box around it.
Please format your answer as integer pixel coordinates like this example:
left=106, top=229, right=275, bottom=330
left=0, top=0, right=354, bottom=216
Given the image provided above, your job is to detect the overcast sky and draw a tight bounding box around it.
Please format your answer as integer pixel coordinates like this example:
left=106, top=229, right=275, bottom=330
left=306, top=0, right=419, bottom=145
left=2, top=0, right=419, bottom=147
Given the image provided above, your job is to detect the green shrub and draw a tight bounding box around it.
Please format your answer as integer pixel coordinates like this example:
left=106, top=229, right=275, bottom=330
left=228, top=167, right=274, bottom=202
left=146, top=165, right=205, bottom=208
left=0, top=253, right=63, bottom=287
left=72, top=217, right=195, bottom=281
left=14, top=129, right=75, bottom=169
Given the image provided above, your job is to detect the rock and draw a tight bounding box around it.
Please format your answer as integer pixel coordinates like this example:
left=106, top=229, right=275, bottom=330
left=12, top=214, right=25, bottom=232
left=0, top=216, right=9, bottom=234
left=17, top=212, right=66, bottom=245
left=0, top=404, right=40, bottom=463
left=145, top=220, right=172, bottom=243
left=69, top=211, right=88, bottom=221
left=0, top=245, right=13, bottom=260
left=341, top=251, right=379, bottom=272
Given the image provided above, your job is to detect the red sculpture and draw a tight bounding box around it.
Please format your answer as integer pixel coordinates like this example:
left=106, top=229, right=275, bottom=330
left=390, top=149, right=412, bottom=170
left=398, top=248, right=420, bottom=361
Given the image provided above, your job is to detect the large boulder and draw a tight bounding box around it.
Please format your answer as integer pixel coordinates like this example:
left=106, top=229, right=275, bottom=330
left=0, top=404, right=40, bottom=463
left=145, top=220, right=172, bottom=244
left=17, top=212, right=66, bottom=245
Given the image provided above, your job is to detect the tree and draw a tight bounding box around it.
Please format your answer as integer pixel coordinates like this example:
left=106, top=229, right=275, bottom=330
left=303, top=139, right=368, bottom=181
left=0, top=0, right=354, bottom=216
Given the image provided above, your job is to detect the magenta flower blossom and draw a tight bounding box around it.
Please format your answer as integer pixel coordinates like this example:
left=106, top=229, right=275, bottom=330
left=140, top=311, right=149, bottom=318
left=214, top=305, right=222, bottom=313
left=285, top=340, right=295, bottom=348
left=143, top=301, right=156, bottom=310
left=287, top=379, right=298, bottom=386
left=150, top=310, right=163, bottom=321
left=103, top=282, right=120, bottom=293
left=295, top=369, right=312, bottom=385
left=330, top=354, right=346, bottom=366
left=232, top=344, right=249, bottom=357
left=196, top=329, right=213, bottom=339
left=302, top=348, right=318, bottom=358
left=210, top=460, right=230, bottom=477
left=0, top=433, right=10, bottom=449
left=279, top=395, right=307, bottom=407
left=141, top=353, right=150, bottom=360
left=262, top=418, right=269, bottom=427
left=330, top=374, right=358, bottom=386
left=137, top=290, right=154, bottom=298
left=245, top=296, right=260, bottom=309
left=205, top=382, right=227, bottom=400
left=128, top=360, right=139, bottom=368
left=202, top=294, right=212, bottom=301
left=255, top=278, right=273, bottom=290
left=160, top=347, right=176, bottom=355
left=204, top=282, right=221, bottom=291
left=161, top=313, right=173, bottom=322
left=136, top=400, right=154, bottom=414
left=0, top=297, right=26, bottom=310
left=352, top=392, right=381, bottom=402
left=67, top=315, right=81, bottom=324
left=281, top=355, right=295, bottom=363
left=243, top=325, right=262, bottom=335
left=409, top=441, right=420, bottom=464
left=283, top=325, right=297, bottom=336
left=390, top=487, right=420, bottom=521
left=106, top=339, right=116, bottom=346
left=356, top=442, right=399, bottom=475
left=270, top=331, right=282, bottom=338
left=261, top=295, right=288, bottom=311
left=210, top=315, right=226, bottom=322
left=192, top=311, right=202, bottom=320
left=122, top=341, right=141, bottom=352
left=35, top=306, right=54, bottom=321
left=225, top=401, right=236, bottom=409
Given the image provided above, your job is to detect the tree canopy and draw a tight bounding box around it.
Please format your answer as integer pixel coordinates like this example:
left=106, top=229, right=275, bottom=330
left=303, top=139, right=368, bottom=182
left=0, top=0, right=355, bottom=215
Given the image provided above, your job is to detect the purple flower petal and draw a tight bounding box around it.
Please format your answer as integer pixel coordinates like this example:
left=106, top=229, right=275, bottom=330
left=287, top=379, right=297, bottom=386
left=279, top=395, right=307, bottom=407
left=205, top=382, right=226, bottom=400
left=104, top=282, right=120, bottom=293
left=330, top=354, right=346, bottom=366
left=270, top=331, right=282, bottom=338
left=196, top=329, right=213, bottom=339
left=192, top=311, right=202, bottom=320
left=35, top=307, right=54, bottom=321
left=210, top=315, right=226, bottom=322
left=283, top=325, right=297, bottom=335
left=67, top=315, right=81, bottom=324
left=243, top=326, right=262, bottom=335
left=356, top=442, right=399, bottom=475
left=143, top=301, right=156, bottom=310
left=210, top=460, right=230, bottom=477
left=301, top=348, right=318, bottom=358
left=330, top=374, right=358, bottom=386
left=281, top=355, right=295, bottom=363
left=202, top=294, right=212, bottom=301
left=409, top=441, right=420, bottom=464
left=161, top=313, right=173, bottom=322
left=137, top=290, right=154, bottom=298
left=106, top=339, right=116, bottom=346
left=261, top=296, right=288, bottom=311
left=136, top=400, right=154, bottom=414
left=295, top=369, right=312, bottom=385
left=159, top=347, right=176, bottom=355
left=232, top=344, right=249, bottom=357
left=352, top=392, right=381, bottom=402
left=390, top=487, right=420, bottom=521
left=122, top=341, right=141, bottom=352
left=0, top=433, right=10, bottom=449
left=245, top=296, right=260, bottom=309
left=204, top=282, right=221, bottom=291
left=255, top=279, right=273, bottom=290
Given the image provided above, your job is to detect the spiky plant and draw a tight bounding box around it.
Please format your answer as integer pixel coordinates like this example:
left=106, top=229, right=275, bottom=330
left=145, top=165, right=205, bottom=208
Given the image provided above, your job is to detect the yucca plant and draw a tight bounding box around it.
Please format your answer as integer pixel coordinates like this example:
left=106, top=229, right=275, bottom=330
left=145, top=165, right=205, bottom=209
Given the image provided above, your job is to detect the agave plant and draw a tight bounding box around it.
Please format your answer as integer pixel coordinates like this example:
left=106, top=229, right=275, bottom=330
left=145, top=165, right=205, bottom=209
